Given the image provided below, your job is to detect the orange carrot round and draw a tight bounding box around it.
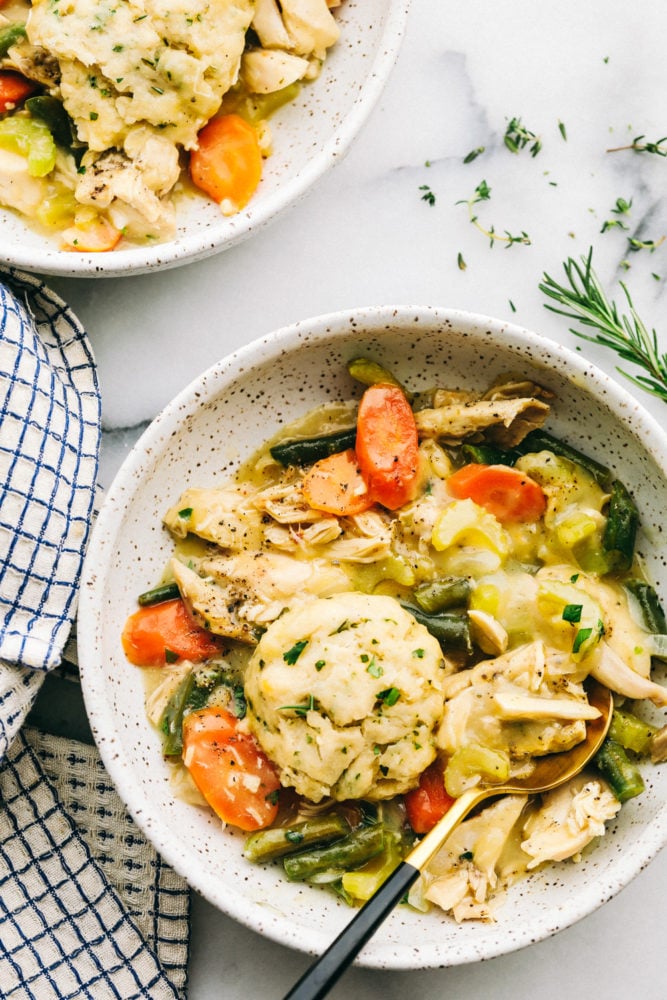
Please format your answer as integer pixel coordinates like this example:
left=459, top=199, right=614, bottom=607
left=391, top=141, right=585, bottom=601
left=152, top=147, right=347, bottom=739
left=301, top=447, right=374, bottom=516
left=355, top=384, right=420, bottom=510
left=0, top=71, right=37, bottom=113
left=182, top=707, right=281, bottom=831
left=189, top=113, right=262, bottom=212
left=121, top=597, right=221, bottom=666
left=446, top=463, right=547, bottom=523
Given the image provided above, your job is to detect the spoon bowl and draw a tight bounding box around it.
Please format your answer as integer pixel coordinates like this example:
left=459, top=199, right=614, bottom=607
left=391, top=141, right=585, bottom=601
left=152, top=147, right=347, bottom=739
left=285, top=679, right=613, bottom=1000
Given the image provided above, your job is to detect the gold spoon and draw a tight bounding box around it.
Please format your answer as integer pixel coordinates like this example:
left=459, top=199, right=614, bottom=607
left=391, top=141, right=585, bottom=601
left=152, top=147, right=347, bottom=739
left=283, top=679, right=612, bottom=1000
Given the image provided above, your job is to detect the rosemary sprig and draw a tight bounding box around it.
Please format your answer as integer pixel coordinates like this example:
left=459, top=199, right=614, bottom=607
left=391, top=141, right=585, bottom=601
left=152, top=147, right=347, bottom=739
left=456, top=180, right=531, bottom=248
left=539, top=249, right=667, bottom=402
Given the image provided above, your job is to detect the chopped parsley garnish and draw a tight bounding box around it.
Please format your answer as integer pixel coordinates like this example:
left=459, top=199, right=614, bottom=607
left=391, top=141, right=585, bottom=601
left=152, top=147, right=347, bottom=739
left=178, top=507, right=193, bottom=519
left=315, top=659, right=326, bottom=671
left=283, top=639, right=308, bottom=665
left=562, top=603, right=583, bottom=623
left=366, top=657, right=383, bottom=678
left=376, top=687, right=401, bottom=707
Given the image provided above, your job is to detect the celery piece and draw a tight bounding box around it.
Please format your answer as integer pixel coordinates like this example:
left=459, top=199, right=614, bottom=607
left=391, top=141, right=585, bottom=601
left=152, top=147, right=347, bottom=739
left=35, top=190, right=78, bottom=229
left=608, top=708, right=658, bottom=756
left=341, top=833, right=402, bottom=901
left=444, top=744, right=510, bottom=797
left=0, top=118, right=56, bottom=177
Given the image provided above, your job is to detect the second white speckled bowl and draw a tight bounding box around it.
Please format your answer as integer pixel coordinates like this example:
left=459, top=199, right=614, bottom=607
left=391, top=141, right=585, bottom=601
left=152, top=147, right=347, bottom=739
left=78, top=305, right=667, bottom=968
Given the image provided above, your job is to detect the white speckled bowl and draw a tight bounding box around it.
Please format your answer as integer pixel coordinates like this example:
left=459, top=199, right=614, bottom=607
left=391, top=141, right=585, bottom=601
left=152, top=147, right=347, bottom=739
left=0, top=1, right=408, bottom=278
left=78, top=306, right=667, bottom=968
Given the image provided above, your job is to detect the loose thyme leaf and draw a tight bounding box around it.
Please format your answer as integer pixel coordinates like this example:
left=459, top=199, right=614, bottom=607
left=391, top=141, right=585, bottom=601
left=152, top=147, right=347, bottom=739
left=463, top=146, right=485, bottom=163
left=419, top=184, right=436, bottom=206
left=540, top=248, right=667, bottom=402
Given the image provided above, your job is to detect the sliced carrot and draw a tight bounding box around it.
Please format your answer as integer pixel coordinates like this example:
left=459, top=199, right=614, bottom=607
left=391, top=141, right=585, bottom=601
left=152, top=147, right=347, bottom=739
left=404, top=760, right=455, bottom=834
left=61, top=216, right=122, bottom=252
left=189, top=113, right=262, bottom=212
left=121, top=597, right=221, bottom=667
left=182, top=707, right=281, bottom=831
left=301, top=447, right=374, bottom=516
left=355, top=383, right=420, bottom=510
left=447, top=463, right=547, bottom=523
left=0, top=71, right=37, bottom=113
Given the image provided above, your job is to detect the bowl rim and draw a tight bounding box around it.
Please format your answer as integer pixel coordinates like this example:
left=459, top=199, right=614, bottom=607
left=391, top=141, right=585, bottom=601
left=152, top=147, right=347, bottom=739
left=1, top=1, right=411, bottom=279
left=78, top=304, right=667, bottom=967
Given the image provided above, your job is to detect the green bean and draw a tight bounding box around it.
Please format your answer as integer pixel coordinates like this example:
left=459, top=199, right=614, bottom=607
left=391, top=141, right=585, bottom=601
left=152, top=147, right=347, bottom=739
left=624, top=580, right=667, bottom=634
left=595, top=739, right=645, bottom=802
left=517, top=429, right=612, bottom=487
left=0, top=23, right=26, bottom=58
left=160, top=672, right=196, bottom=756
left=401, top=603, right=473, bottom=655
left=460, top=442, right=518, bottom=466
left=137, top=581, right=181, bottom=606
left=283, top=824, right=385, bottom=881
left=270, top=427, right=356, bottom=467
left=602, top=479, right=639, bottom=573
left=413, top=576, right=471, bottom=614
left=25, top=95, right=74, bottom=148
left=243, top=814, right=349, bottom=863
left=608, top=709, right=658, bottom=756
left=160, top=665, right=244, bottom=756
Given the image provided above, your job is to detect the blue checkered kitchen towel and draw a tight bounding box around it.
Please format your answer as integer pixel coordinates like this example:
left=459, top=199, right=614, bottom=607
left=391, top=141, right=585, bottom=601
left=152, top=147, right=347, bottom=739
left=0, top=269, right=189, bottom=999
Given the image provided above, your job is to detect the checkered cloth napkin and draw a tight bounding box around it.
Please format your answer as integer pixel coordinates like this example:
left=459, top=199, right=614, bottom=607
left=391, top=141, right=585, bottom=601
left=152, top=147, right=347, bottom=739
left=0, top=269, right=189, bottom=999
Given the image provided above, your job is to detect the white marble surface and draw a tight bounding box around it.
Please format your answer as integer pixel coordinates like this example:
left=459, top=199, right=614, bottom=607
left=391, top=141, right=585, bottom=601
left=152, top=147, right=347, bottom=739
left=43, top=0, right=666, bottom=996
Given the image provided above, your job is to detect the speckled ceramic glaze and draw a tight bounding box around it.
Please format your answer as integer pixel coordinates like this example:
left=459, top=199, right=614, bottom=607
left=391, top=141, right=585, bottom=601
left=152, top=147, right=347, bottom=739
left=78, top=306, right=667, bottom=969
left=0, top=1, right=408, bottom=278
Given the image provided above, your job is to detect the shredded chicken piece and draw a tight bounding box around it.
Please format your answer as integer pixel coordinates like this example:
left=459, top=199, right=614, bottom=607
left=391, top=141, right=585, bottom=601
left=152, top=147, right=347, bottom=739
left=414, top=396, right=551, bottom=447
left=521, top=775, right=620, bottom=869
left=588, top=642, right=667, bottom=707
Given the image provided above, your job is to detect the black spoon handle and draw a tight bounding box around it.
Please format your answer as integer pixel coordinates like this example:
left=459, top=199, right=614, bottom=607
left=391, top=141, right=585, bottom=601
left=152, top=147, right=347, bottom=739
left=282, top=861, right=420, bottom=1000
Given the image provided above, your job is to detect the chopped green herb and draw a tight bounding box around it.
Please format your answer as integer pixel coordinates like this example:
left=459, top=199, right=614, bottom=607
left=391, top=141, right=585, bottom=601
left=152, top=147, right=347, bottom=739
left=376, top=687, right=401, bottom=707
left=562, top=603, right=583, bottom=623
left=412, top=648, right=425, bottom=658
left=457, top=251, right=467, bottom=271
left=558, top=120, right=567, bottom=140
left=315, top=659, right=326, bottom=671
left=366, top=658, right=383, bottom=678
left=283, top=639, right=308, bottom=665
left=503, top=116, right=542, bottom=157
left=419, top=184, right=436, bottom=206
left=178, top=507, right=193, bottom=519
left=164, top=648, right=178, bottom=664
left=463, top=146, right=485, bottom=163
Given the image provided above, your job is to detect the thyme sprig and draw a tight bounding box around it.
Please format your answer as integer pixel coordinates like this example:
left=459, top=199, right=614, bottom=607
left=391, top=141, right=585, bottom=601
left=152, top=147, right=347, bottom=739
left=457, top=180, right=531, bottom=248
left=607, top=134, right=667, bottom=156
left=540, top=249, right=667, bottom=402
left=504, top=117, right=542, bottom=157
